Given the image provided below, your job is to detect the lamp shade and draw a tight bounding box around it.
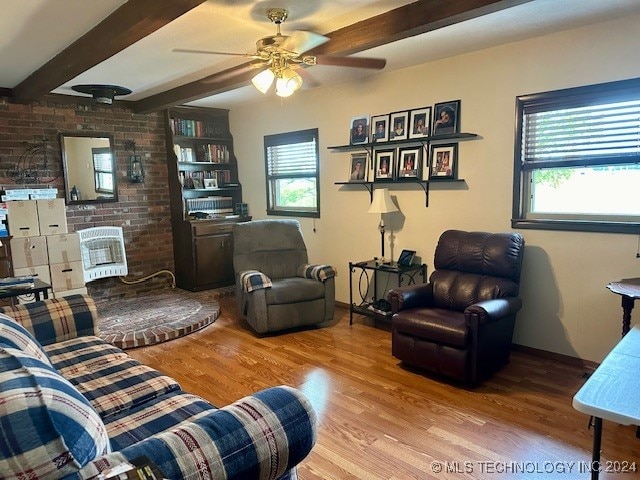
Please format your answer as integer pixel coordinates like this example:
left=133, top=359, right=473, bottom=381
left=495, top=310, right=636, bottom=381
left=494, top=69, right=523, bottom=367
left=275, top=68, right=303, bottom=97
left=252, top=69, right=275, bottom=94
left=368, top=188, right=398, bottom=214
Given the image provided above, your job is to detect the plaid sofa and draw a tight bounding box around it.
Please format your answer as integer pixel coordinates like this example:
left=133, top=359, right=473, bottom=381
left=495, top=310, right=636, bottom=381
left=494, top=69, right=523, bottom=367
left=0, top=294, right=317, bottom=480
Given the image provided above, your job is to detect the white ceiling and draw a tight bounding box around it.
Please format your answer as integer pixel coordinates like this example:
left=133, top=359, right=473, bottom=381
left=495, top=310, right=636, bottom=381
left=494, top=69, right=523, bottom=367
left=2, top=0, right=640, bottom=110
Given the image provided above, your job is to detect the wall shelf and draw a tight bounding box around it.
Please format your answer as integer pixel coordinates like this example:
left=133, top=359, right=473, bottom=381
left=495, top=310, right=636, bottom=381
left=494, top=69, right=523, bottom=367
left=329, top=132, right=477, bottom=206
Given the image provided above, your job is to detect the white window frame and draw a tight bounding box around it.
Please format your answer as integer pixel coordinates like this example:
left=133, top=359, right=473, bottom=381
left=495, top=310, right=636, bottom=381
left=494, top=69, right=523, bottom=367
left=512, top=77, right=640, bottom=234
left=264, top=128, right=320, bottom=218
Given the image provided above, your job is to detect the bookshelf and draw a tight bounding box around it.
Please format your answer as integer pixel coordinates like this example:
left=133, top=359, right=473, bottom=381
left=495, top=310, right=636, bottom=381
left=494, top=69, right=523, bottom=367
left=165, top=107, right=249, bottom=291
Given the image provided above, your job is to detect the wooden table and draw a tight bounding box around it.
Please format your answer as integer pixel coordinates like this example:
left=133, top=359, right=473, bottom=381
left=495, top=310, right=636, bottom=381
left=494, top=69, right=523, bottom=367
left=0, top=278, right=52, bottom=302
left=607, top=278, right=640, bottom=337
left=573, top=326, right=640, bottom=479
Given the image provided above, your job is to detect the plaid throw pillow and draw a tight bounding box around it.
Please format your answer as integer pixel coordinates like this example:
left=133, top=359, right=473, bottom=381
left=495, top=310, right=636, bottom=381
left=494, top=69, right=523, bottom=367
left=0, top=346, right=110, bottom=479
left=0, top=313, right=52, bottom=366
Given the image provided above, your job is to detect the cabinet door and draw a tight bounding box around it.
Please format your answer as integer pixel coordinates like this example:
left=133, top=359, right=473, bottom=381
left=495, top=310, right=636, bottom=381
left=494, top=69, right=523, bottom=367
left=194, top=233, right=234, bottom=288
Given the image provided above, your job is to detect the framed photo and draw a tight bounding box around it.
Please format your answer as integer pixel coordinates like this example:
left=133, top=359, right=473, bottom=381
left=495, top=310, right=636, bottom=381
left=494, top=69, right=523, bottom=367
left=398, top=147, right=421, bottom=179
left=397, top=249, right=416, bottom=267
left=432, top=100, right=461, bottom=135
left=348, top=153, right=368, bottom=182
left=374, top=149, right=395, bottom=180
left=409, top=107, right=431, bottom=139
left=192, top=178, right=204, bottom=189
left=350, top=115, right=369, bottom=145
left=370, top=114, right=389, bottom=143
left=389, top=111, right=409, bottom=141
left=204, top=178, right=218, bottom=189
left=430, top=144, right=458, bottom=179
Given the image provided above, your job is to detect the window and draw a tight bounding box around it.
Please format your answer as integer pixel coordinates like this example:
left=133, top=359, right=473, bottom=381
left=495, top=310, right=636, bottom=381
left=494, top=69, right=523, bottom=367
left=513, top=77, right=640, bottom=233
left=264, top=128, right=320, bottom=218
left=92, top=147, right=114, bottom=194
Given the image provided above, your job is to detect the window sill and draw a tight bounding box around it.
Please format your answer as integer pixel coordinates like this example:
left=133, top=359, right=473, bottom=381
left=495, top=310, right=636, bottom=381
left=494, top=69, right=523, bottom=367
left=512, top=218, right=640, bottom=234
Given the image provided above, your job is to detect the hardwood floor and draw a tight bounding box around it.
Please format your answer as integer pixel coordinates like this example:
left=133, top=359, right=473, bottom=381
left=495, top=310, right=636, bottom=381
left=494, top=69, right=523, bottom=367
left=127, top=296, right=640, bottom=479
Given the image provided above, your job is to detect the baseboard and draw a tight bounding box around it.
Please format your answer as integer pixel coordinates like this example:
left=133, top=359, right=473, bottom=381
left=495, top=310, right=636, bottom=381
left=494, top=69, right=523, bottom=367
left=512, top=343, right=598, bottom=371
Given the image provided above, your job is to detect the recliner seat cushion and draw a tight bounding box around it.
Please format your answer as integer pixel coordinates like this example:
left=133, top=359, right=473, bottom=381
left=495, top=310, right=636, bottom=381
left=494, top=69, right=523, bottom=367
left=266, top=278, right=325, bottom=305
left=393, top=308, right=468, bottom=348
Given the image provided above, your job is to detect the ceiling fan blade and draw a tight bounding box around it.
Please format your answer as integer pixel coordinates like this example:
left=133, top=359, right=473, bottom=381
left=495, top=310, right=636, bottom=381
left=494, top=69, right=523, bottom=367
left=200, top=63, right=264, bottom=84
left=173, top=48, right=256, bottom=58
left=281, top=30, right=329, bottom=54
left=315, top=55, right=386, bottom=69
left=298, top=69, right=320, bottom=89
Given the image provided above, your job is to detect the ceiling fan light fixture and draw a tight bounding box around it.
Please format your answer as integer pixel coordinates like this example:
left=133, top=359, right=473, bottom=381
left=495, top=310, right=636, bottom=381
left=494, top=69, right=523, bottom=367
left=275, top=68, right=302, bottom=97
left=251, top=69, right=275, bottom=94
left=71, top=84, right=132, bottom=104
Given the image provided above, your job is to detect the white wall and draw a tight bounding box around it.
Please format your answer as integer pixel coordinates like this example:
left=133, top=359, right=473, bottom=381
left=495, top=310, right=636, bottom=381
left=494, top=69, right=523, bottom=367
left=229, top=14, right=640, bottom=363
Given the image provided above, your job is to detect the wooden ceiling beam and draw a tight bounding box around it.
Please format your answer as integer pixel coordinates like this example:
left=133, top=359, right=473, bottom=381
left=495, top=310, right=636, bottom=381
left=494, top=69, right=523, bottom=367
left=133, top=0, right=533, bottom=113
left=11, top=0, right=207, bottom=103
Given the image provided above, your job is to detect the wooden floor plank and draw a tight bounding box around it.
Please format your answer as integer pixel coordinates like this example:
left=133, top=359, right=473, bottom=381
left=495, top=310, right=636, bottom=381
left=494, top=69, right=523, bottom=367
left=127, top=297, right=640, bottom=479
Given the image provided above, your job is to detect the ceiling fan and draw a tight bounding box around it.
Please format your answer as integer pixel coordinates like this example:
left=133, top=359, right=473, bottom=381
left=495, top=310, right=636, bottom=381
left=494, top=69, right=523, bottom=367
left=173, top=8, right=386, bottom=97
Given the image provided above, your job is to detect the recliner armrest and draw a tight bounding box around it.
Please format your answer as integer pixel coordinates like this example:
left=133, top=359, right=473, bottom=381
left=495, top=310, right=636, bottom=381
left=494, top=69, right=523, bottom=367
left=388, top=283, right=434, bottom=313
left=465, top=297, right=522, bottom=325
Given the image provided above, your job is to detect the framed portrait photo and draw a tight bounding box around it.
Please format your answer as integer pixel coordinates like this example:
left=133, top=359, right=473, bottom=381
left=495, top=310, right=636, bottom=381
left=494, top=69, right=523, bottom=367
left=350, top=115, right=370, bottom=145
left=409, top=107, right=431, bottom=139
left=398, top=147, right=422, bottom=179
left=348, top=153, right=368, bottom=182
left=192, top=178, right=204, bottom=189
left=389, top=111, right=409, bottom=141
left=370, top=114, right=389, bottom=143
left=374, top=149, right=395, bottom=181
left=432, top=100, right=461, bottom=136
left=204, top=178, right=218, bottom=189
left=429, top=144, right=458, bottom=179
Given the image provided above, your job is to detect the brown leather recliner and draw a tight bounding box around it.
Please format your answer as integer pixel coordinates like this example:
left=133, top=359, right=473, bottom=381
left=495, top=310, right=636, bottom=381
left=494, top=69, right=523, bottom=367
left=388, top=230, right=525, bottom=386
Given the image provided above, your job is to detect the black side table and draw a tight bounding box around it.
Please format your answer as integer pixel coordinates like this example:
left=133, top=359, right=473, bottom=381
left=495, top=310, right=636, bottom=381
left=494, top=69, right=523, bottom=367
left=0, top=278, right=52, bottom=303
left=348, top=259, right=426, bottom=325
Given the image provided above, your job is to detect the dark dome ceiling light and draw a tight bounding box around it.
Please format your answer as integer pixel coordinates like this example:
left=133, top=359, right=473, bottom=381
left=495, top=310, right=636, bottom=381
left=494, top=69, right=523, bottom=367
left=71, top=84, right=132, bottom=104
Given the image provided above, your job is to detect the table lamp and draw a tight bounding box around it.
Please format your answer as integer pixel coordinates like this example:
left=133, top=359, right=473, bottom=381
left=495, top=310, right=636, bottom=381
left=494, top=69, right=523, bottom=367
left=367, top=188, right=398, bottom=264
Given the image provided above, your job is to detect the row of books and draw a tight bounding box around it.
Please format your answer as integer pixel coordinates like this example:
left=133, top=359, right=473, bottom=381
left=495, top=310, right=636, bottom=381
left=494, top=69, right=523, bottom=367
left=174, top=144, right=230, bottom=163
left=170, top=118, right=228, bottom=138
left=178, top=170, right=232, bottom=188
left=186, top=196, right=234, bottom=215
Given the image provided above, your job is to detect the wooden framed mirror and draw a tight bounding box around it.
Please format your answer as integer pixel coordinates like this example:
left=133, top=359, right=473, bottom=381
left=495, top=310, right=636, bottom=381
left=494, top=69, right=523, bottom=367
left=60, top=133, right=118, bottom=204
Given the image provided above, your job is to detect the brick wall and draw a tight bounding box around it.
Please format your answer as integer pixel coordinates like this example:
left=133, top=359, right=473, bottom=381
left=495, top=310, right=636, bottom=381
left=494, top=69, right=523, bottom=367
left=0, top=94, right=174, bottom=300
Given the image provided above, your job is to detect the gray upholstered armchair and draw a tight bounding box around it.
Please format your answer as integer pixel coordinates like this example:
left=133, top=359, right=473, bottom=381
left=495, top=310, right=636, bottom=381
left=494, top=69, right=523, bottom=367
left=232, top=219, right=336, bottom=334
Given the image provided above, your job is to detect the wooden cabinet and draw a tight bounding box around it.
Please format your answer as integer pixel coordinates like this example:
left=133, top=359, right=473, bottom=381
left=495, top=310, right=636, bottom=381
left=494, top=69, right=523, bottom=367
left=165, top=107, right=249, bottom=291
left=172, top=220, right=239, bottom=291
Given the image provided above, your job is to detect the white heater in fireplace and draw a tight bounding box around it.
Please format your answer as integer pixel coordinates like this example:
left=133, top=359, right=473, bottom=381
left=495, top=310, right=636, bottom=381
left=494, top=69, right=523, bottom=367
left=77, top=226, right=128, bottom=283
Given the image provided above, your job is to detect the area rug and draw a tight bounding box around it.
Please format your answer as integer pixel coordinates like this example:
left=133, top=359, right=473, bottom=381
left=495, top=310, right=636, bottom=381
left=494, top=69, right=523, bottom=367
left=96, top=287, right=234, bottom=349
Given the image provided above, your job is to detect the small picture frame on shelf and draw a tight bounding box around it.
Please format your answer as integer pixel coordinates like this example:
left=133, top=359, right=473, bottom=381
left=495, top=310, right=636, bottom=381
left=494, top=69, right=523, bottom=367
left=389, top=111, right=409, bottom=141
left=409, top=107, right=431, bottom=139
left=432, top=100, right=461, bottom=135
left=430, top=144, right=458, bottom=179
left=350, top=115, right=369, bottom=145
left=370, top=114, right=389, bottom=143
left=348, top=153, right=368, bottom=182
left=375, top=149, right=395, bottom=180
left=192, top=178, right=204, bottom=189
left=398, top=147, right=421, bottom=179
left=203, top=178, right=218, bottom=189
